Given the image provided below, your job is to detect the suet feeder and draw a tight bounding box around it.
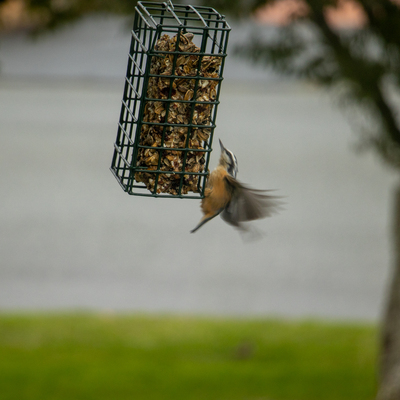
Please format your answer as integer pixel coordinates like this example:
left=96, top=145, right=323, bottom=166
left=110, top=1, right=230, bottom=198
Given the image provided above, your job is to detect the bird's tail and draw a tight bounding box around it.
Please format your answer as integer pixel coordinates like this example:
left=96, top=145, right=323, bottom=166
left=190, top=212, right=221, bottom=233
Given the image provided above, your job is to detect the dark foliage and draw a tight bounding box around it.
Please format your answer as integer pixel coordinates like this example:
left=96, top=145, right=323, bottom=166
left=231, top=0, right=400, bottom=169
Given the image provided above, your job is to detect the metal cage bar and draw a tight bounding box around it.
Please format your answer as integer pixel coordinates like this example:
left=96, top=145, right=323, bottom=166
left=111, top=1, right=230, bottom=198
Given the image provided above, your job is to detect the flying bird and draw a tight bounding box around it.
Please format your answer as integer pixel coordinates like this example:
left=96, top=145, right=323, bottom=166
left=191, top=140, right=280, bottom=233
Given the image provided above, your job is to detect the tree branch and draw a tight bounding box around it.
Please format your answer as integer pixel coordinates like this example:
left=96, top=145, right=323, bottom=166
left=306, top=1, right=400, bottom=148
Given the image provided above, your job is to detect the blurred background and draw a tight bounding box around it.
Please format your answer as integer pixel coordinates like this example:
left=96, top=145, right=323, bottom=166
left=3, top=1, right=400, bottom=399
left=0, top=0, right=397, bottom=319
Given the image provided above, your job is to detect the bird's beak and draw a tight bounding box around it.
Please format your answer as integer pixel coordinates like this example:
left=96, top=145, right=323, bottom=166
left=219, top=139, right=225, bottom=153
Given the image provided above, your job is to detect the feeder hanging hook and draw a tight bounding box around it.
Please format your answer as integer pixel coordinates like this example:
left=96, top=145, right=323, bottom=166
left=167, top=0, right=174, bottom=10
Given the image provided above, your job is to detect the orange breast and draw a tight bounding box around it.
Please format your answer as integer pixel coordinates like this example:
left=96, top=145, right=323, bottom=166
left=200, top=167, right=231, bottom=216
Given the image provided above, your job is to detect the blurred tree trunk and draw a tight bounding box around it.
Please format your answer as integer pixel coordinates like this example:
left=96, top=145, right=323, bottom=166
left=377, top=185, right=400, bottom=400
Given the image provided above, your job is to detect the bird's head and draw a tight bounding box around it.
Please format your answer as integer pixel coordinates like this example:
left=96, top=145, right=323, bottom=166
left=218, top=139, right=238, bottom=178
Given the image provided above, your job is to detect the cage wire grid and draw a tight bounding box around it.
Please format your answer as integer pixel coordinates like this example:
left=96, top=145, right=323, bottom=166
left=110, top=1, right=231, bottom=198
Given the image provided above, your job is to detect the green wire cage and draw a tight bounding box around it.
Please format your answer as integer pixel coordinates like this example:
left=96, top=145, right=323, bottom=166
left=110, top=1, right=231, bottom=198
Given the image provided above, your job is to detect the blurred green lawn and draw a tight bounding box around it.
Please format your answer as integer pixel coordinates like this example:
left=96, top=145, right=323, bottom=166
left=0, top=313, right=377, bottom=400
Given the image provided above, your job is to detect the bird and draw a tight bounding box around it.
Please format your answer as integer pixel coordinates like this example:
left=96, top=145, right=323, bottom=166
left=190, top=140, right=280, bottom=233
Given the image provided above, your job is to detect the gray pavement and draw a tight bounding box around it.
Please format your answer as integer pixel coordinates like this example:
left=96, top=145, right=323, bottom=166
left=0, top=15, right=397, bottom=320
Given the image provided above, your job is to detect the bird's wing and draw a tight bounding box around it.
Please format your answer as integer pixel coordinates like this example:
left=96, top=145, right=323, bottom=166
left=221, top=175, right=281, bottom=227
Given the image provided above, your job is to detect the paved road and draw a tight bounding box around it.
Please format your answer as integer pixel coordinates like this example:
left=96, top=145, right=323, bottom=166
left=0, top=16, right=397, bottom=320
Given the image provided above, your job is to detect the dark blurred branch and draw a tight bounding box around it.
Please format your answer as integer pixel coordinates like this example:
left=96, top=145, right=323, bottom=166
left=359, top=0, right=400, bottom=48
left=306, top=1, right=400, bottom=149
left=25, top=0, right=138, bottom=33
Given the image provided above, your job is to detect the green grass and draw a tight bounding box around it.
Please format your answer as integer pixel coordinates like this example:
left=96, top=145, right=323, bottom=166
left=0, top=313, right=377, bottom=400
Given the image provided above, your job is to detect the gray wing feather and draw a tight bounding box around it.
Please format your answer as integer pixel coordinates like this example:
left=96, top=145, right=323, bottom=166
left=221, top=176, right=281, bottom=228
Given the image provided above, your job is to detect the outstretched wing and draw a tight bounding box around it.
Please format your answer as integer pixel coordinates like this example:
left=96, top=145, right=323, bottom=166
left=221, top=175, right=281, bottom=228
